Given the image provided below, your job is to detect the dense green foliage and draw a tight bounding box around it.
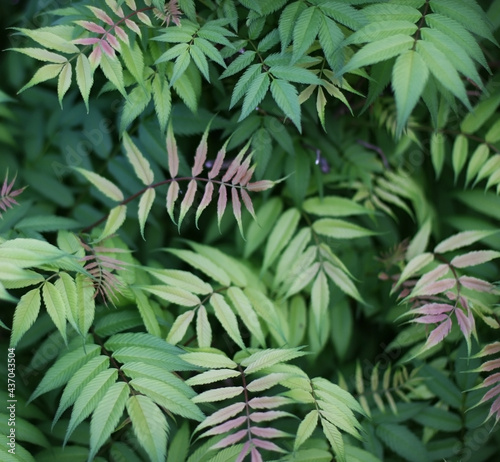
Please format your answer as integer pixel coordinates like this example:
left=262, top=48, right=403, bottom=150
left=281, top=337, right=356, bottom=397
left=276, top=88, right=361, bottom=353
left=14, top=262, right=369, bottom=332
left=2, top=0, right=500, bottom=461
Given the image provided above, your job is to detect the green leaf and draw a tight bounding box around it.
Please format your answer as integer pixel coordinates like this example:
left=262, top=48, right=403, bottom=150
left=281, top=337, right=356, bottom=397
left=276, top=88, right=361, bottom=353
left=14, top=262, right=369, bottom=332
left=42, top=282, right=67, bottom=344
left=120, top=39, right=144, bottom=84
left=292, top=7, right=321, bottom=63
left=230, top=63, right=262, bottom=108
left=263, top=207, right=301, bottom=271
left=451, top=134, right=468, bottom=183
left=181, top=351, right=237, bottom=370
left=74, top=168, right=124, bottom=202
left=323, top=262, right=363, bottom=303
left=376, top=423, right=430, bottom=462
left=319, top=1, right=367, bottom=30
left=130, top=377, right=204, bottom=421
left=240, top=347, right=307, bottom=374
left=279, top=1, right=307, bottom=51
left=123, top=132, right=154, bottom=186
left=239, top=72, right=270, bottom=121
left=57, top=62, right=72, bottom=108
left=190, top=45, right=210, bottom=81
left=10, top=288, right=41, bottom=347
left=170, top=50, right=191, bottom=85
left=434, top=230, right=498, bottom=254
left=14, top=26, right=79, bottom=53
left=126, top=395, right=168, bottom=462
left=29, top=344, right=101, bottom=402
left=100, top=53, right=126, bottom=97
left=9, top=47, right=68, bottom=63
left=221, top=51, right=257, bottom=79
left=120, top=85, right=152, bottom=132
left=394, top=252, right=434, bottom=292
left=412, top=406, right=461, bottom=432
left=341, top=35, right=414, bottom=75
left=18, top=63, right=64, bottom=93
left=75, top=54, right=93, bottom=113
left=294, top=410, right=319, bottom=450
left=270, top=79, right=301, bottom=132
left=345, top=20, right=418, bottom=45
left=311, top=271, right=329, bottom=336
left=461, top=91, right=500, bottom=134
left=210, top=293, right=245, bottom=349
left=313, top=218, right=374, bottom=239
left=430, top=131, right=445, bottom=179
left=75, top=273, right=95, bottom=338
left=303, top=196, right=372, bottom=217
left=152, top=73, right=172, bottom=131
left=64, top=369, right=118, bottom=444
left=392, top=50, right=429, bottom=137
left=140, top=285, right=201, bottom=307
left=138, top=188, right=156, bottom=239
left=420, top=364, right=462, bottom=409
left=416, top=40, right=471, bottom=110
left=196, top=305, right=212, bottom=348
left=96, top=205, right=127, bottom=243
left=167, top=310, right=195, bottom=344
left=89, top=382, right=129, bottom=460
left=146, top=268, right=212, bottom=295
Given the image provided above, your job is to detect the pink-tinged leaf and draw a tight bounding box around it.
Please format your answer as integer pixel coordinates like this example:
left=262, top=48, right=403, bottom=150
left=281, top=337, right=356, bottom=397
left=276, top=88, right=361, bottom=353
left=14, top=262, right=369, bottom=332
left=487, top=395, right=500, bottom=422
left=409, top=303, right=454, bottom=316
left=76, top=20, right=107, bottom=34
left=478, top=342, right=500, bottom=357
left=217, top=184, right=227, bottom=229
left=100, top=39, right=116, bottom=58
left=195, top=181, right=214, bottom=227
left=248, top=397, right=293, bottom=409
left=125, top=19, right=141, bottom=36
left=87, top=6, right=114, bottom=25
left=232, top=155, right=252, bottom=185
left=137, top=11, right=152, bottom=26
left=195, top=402, right=245, bottom=433
left=236, top=442, right=251, bottom=462
left=251, top=447, right=263, bottom=462
left=73, top=38, right=101, bottom=45
left=166, top=122, right=179, bottom=178
left=222, top=147, right=246, bottom=182
left=481, top=383, right=500, bottom=404
left=414, top=264, right=450, bottom=291
left=424, top=318, right=452, bottom=350
left=114, top=26, right=128, bottom=43
left=481, top=373, right=500, bottom=388
left=178, top=179, right=197, bottom=231
left=451, top=250, right=500, bottom=268
left=241, top=165, right=256, bottom=187
left=240, top=189, right=257, bottom=221
left=192, top=124, right=210, bottom=176
left=411, top=278, right=456, bottom=297
left=201, top=416, right=247, bottom=437
left=232, top=188, right=244, bottom=237
left=105, top=34, right=121, bottom=52
left=210, top=429, right=247, bottom=449
left=208, top=140, right=229, bottom=179
left=412, top=314, right=449, bottom=324
left=250, top=427, right=287, bottom=438
left=455, top=308, right=473, bottom=339
left=246, top=180, right=275, bottom=192
left=480, top=359, right=500, bottom=372
left=89, top=46, right=102, bottom=68
left=166, top=180, right=180, bottom=223
left=252, top=439, right=286, bottom=453
left=459, top=276, right=496, bottom=293
left=249, top=411, right=292, bottom=423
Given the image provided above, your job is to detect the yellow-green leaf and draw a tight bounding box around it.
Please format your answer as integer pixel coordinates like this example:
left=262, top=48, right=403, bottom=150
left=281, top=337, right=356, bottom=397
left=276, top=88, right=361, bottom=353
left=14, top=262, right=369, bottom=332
left=42, top=282, right=67, bottom=343
left=138, top=188, right=156, bottom=239
left=10, top=288, right=41, bottom=347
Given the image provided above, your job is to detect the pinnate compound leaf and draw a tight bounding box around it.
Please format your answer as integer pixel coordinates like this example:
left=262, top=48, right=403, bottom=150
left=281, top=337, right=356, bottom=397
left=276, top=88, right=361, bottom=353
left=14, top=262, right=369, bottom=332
left=74, top=168, right=124, bottom=202
left=10, top=288, right=41, bottom=348
left=89, top=382, right=129, bottom=461
left=126, top=395, right=168, bottom=462
left=123, top=133, right=154, bottom=186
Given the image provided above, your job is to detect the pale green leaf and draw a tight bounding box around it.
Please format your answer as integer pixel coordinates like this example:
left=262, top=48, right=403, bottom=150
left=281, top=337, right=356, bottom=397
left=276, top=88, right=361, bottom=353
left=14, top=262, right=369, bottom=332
left=57, top=62, right=72, bottom=108
left=313, top=218, right=374, bottom=239
left=138, top=188, right=156, bottom=239
left=14, top=26, right=79, bottom=53
left=123, top=132, right=154, bottom=185
left=186, top=369, right=240, bottom=387
left=89, top=382, right=129, bottom=461
left=10, top=288, right=41, bottom=347
left=303, top=196, right=371, bottom=217
left=96, top=205, right=127, bottom=242
left=430, top=131, right=445, bottom=179
left=210, top=293, right=245, bottom=349
left=140, top=284, right=201, bottom=307
left=181, top=351, right=237, bottom=370
left=74, top=168, right=124, bottom=202
left=100, top=53, right=126, bottom=96
left=294, top=409, right=319, bottom=451
left=10, top=47, right=68, bottom=63
left=167, top=309, right=195, bottom=344
left=394, top=252, right=434, bottom=292
left=323, top=262, right=363, bottom=303
left=196, top=305, right=212, bottom=348
left=42, top=282, right=67, bottom=343
left=345, top=20, right=418, bottom=45
left=76, top=53, right=93, bottom=112
left=126, top=395, right=168, bottom=462
left=240, top=347, right=307, bottom=375
left=461, top=91, right=500, bottom=134
left=145, top=268, right=212, bottom=295
left=311, top=271, right=329, bottom=337
left=152, top=73, right=171, bottom=131
left=120, top=39, right=144, bottom=83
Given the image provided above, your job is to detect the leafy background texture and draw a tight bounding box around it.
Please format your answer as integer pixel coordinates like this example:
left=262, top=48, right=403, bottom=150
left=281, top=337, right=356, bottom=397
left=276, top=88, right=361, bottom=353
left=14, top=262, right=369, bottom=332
left=1, top=0, right=500, bottom=461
